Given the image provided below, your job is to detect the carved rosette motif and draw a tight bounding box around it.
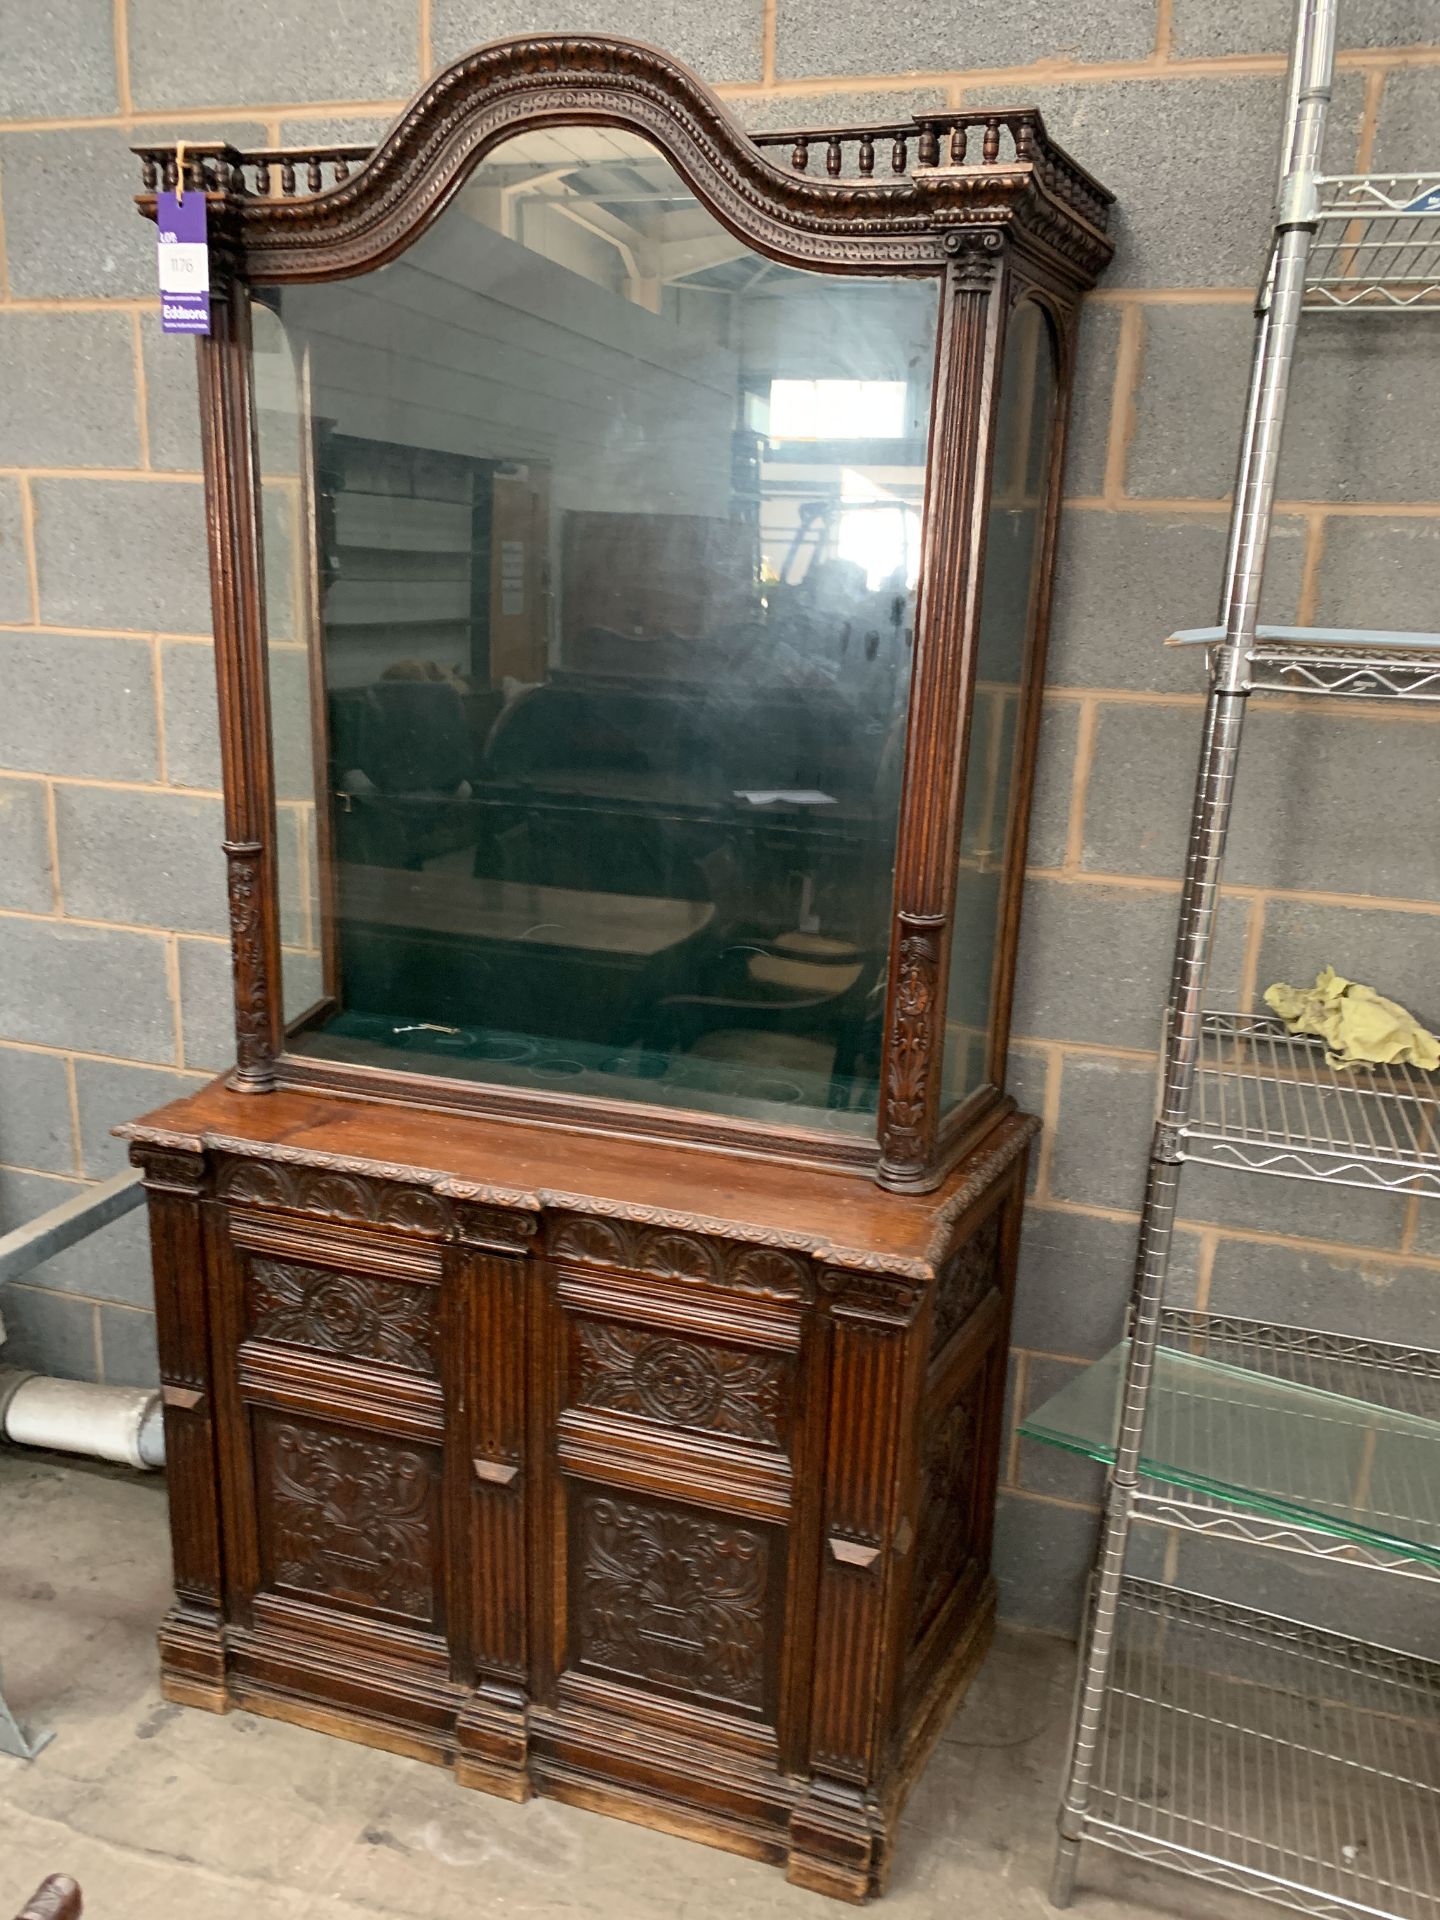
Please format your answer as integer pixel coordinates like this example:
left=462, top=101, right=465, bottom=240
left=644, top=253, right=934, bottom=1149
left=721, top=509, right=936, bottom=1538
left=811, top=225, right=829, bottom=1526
left=879, top=926, right=941, bottom=1176
left=223, top=839, right=273, bottom=1080
left=928, top=1212, right=1001, bottom=1358
left=218, top=1157, right=451, bottom=1237
left=573, top=1319, right=786, bottom=1449
left=263, top=1420, right=435, bottom=1621
left=248, top=1258, right=437, bottom=1375
left=909, top=1382, right=982, bottom=1646
left=576, top=1491, right=770, bottom=1711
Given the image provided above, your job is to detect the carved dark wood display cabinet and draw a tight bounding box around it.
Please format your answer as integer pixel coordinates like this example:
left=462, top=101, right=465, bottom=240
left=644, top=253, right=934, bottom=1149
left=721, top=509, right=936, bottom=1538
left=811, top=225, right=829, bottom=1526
left=123, top=38, right=1112, bottom=1900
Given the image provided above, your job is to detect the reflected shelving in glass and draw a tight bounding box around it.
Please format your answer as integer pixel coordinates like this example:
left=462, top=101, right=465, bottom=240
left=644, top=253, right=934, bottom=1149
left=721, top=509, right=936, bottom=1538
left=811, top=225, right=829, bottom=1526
left=260, top=126, right=946, bottom=1135
left=1021, top=1309, right=1440, bottom=1569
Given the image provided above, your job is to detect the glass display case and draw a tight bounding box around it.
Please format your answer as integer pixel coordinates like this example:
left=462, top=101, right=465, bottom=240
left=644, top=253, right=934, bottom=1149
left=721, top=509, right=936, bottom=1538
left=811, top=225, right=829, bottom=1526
left=144, top=48, right=1112, bottom=1192
left=126, top=39, right=1112, bottom=1902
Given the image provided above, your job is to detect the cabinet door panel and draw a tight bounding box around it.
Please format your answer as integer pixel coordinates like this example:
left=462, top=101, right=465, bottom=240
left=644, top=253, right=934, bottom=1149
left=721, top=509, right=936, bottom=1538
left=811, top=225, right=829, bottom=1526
left=539, top=1254, right=811, bottom=1746
left=568, top=1484, right=785, bottom=1724
left=253, top=1406, right=443, bottom=1629
left=210, top=1203, right=451, bottom=1663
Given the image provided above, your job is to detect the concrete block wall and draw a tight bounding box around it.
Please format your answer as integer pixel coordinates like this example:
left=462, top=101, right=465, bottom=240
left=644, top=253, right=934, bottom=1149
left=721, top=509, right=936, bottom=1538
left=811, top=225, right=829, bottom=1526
left=1, top=0, right=1436, bottom=1631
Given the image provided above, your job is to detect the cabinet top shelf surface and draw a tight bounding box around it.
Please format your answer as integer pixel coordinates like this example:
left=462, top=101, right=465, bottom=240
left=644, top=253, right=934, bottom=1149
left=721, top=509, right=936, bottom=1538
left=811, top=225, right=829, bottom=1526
left=121, top=1079, right=1033, bottom=1279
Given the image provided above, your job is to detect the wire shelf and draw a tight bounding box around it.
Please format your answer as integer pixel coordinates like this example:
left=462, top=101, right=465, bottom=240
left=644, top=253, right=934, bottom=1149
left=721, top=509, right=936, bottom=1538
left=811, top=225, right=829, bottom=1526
left=1167, top=627, right=1440, bottom=702
left=1134, top=1484, right=1440, bottom=1581
left=1085, top=1579, right=1440, bottom=1920
left=1021, top=1309, right=1440, bottom=1573
left=1187, top=1012, right=1440, bottom=1198
left=1306, top=174, right=1440, bottom=312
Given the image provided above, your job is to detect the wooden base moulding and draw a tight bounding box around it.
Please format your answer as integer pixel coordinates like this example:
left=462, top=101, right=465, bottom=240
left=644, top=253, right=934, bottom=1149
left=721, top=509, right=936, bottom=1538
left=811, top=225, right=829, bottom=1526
left=126, top=1081, right=1035, bottom=1900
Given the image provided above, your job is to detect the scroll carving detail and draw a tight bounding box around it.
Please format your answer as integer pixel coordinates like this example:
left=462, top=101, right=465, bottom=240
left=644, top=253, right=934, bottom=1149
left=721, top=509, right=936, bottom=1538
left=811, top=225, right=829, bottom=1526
left=219, top=1157, right=451, bottom=1236
left=881, top=929, right=940, bottom=1175
left=223, top=839, right=273, bottom=1079
left=576, top=1492, right=770, bottom=1711
left=551, top=1214, right=810, bottom=1299
left=264, top=1421, right=435, bottom=1621
left=929, top=1212, right=1001, bottom=1357
left=909, top=1382, right=982, bottom=1646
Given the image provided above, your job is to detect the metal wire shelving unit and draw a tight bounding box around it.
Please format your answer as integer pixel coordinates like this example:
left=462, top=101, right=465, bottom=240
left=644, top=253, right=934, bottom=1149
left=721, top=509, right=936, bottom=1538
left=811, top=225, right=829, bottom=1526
left=1187, top=1012, right=1440, bottom=1197
left=1307, top=174, right=1440, bottom=311
left=1025, top=3, right=1440, bottom=1915
left=1088, top=1581, right=1440, bottom=1920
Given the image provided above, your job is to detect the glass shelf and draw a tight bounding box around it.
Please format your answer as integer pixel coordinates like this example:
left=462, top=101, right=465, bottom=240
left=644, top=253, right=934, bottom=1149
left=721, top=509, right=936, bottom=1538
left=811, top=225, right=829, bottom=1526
left=1085, top=1578, right=1440, bottom=1920
left=1187, top=1011, right=1440, bottom=1199
left=1021, top=1311, right=1440, bottom=1571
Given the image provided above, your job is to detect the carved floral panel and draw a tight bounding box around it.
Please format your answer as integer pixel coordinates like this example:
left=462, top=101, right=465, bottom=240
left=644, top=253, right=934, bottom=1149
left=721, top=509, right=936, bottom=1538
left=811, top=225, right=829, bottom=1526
left=258, top=1415, right=438, bottom=1624
left=571, top=1318, right=788, bottom=1449
left=247, top=1257, right=438, bottom=1375
left=928, top=1212, right=1001, bottom=1359
left=908, top=1374, right=984, bottom=1649
left=573, top=1491, right=773, bottom=1714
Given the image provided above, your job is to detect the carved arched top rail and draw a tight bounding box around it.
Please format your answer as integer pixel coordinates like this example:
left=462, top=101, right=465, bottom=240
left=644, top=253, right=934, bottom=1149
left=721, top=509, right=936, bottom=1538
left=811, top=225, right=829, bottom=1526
left=134, top=33, right=1112, bottom=288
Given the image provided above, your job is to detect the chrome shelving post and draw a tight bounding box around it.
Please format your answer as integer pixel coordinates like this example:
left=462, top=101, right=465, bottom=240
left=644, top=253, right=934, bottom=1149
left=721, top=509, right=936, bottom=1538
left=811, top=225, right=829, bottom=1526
left=1049, top=0, right=1339, bottom=1904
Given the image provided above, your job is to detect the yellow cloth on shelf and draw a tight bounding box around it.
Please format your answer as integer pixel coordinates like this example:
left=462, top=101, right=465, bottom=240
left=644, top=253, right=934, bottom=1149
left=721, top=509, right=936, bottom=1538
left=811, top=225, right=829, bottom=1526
left=1263, top=966, right=1440, bottom=1071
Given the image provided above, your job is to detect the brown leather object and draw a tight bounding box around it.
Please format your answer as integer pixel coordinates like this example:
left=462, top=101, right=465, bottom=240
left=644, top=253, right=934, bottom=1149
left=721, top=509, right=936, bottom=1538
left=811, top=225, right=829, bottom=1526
left=13, top=1878, right=82, bottom=1920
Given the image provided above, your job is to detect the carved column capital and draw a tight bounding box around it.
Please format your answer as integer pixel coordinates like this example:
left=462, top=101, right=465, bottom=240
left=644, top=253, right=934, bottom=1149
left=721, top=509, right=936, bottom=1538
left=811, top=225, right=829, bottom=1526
left=130, top=1138, right=209, bottom=1196
left=447, top=1198, right=540, bottom=1252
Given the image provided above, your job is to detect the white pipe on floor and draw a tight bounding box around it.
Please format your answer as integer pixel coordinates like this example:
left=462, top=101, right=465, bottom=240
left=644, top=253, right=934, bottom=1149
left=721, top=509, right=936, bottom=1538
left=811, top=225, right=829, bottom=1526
left=0, top=1366, right=165, bottom=1471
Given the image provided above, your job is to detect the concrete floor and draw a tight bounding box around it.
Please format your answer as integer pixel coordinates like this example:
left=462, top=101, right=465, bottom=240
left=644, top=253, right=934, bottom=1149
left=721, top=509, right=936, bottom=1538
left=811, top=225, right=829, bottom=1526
left=0, top=1454, right=1255, bottom=1920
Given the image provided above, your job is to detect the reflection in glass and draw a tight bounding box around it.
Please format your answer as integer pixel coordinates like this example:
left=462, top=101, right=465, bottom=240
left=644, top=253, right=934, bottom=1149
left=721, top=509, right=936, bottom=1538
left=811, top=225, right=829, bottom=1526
left=259, top=128, right=939, bottom=1133
left=257, top=131, right=936, bottom=1136
left=942, top=302, right=1055, bottom=1110
left=253, top=303, right=327, bottom=1028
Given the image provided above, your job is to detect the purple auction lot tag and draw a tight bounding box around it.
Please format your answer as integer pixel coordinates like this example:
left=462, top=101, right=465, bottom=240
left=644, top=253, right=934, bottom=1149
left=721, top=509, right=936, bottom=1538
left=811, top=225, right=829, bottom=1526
left=156, top=188, right=211, bottom=335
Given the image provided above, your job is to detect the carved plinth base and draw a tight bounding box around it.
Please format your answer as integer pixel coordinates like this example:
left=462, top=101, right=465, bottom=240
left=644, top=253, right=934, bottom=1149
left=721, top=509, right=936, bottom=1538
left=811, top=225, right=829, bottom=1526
left=788, top=1780, right=888, bottom=1904
left=455, top=1681, right=533, bottom=1801
left=158, top=1607, right=231, bottom=1714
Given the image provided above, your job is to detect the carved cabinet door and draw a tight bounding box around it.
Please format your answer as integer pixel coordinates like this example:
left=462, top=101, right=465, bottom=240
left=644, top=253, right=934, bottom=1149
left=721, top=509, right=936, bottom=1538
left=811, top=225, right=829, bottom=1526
left=531, top=1220, right=823, bottom=1784
left=206, top=1189, right=459, bottom=1712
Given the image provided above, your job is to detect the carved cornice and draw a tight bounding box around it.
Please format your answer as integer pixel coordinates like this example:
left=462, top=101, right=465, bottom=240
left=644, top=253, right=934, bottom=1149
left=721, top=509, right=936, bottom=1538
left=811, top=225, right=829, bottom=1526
left=924, top=1110, right=1038, bottom=1263
left=132, top=36, right=1112, bottom=290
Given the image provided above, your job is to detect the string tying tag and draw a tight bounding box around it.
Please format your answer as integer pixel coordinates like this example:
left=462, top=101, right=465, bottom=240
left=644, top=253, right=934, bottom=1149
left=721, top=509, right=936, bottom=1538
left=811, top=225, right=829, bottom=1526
left=175, top=140, right=186, bottom=204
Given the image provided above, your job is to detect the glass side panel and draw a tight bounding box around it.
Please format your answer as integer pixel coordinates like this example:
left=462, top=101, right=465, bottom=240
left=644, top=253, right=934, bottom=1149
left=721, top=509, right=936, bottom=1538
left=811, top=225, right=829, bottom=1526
left=254, top=301, right=327, bottom=1029
left=259, top=126, right=939, bottom=1134
left=1022, top=1339, right=1440, bottom=1568
left=942, top=302, right=1055, bottom=1110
